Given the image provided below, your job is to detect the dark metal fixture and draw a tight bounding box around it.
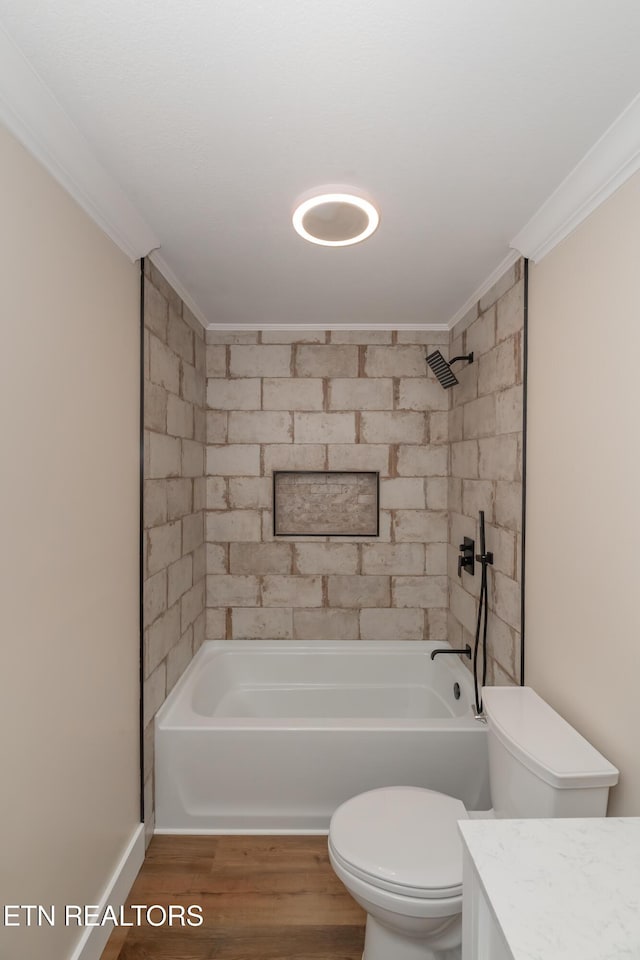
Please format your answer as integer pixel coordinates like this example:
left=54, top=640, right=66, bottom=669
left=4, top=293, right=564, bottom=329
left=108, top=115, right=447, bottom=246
left=426, top=350, right=474, bottom=389
left=139, top=258, right=146, bottom=822
left=475, top=520, right=494, bottom=568
left=472, top=510, right=494, bottom=716
left=458, top=537, right=475, bottom=577
left=431, top=644, right=472, bottom=661
left=520, top=258, right=529, bottom=687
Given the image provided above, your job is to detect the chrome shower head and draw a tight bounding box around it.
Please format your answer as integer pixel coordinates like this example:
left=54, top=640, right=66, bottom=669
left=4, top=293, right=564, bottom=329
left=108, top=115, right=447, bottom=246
left=425, top=350, right=474, bottom=389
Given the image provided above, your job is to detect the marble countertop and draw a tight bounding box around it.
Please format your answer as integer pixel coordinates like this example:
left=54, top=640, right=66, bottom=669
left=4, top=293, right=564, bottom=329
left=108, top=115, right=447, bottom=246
left=459, top=817, right=640, bottom=960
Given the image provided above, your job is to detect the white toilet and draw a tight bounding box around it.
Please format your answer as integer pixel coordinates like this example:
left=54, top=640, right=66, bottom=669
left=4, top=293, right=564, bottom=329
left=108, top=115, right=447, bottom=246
left=328, top=686, right=619, bottom=960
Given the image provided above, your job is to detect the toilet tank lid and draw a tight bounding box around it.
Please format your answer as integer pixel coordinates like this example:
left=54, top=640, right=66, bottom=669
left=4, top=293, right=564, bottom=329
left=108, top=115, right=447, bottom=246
left=482, top=687, right=619, bottom=789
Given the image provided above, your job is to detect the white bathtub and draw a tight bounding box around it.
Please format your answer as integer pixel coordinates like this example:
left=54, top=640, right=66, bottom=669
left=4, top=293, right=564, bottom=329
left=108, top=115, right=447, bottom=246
left=155, top=639, right=490, bottom=834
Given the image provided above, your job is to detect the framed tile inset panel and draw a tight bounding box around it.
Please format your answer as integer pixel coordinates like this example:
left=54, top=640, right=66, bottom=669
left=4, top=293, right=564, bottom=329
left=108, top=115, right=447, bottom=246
left=273, top=471, right=379, bottom=537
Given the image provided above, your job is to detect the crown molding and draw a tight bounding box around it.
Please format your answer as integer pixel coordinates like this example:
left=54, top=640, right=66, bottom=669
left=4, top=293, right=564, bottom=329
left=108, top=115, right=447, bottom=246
left=148, top=251, right=209, bottom=329
left=205, top=322, right=450, bottom=331
left=0, top=24, right=158, bottom=262
left=445, top=250, right=520, bottom=330
left=6, top=14, right=638, bottom=314
left=511, top=91, right=640, bottom=262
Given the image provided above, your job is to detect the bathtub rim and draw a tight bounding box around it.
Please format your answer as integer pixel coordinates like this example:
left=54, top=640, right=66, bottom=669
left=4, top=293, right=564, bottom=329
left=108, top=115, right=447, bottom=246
left=155, top=638, right=479, bottom=732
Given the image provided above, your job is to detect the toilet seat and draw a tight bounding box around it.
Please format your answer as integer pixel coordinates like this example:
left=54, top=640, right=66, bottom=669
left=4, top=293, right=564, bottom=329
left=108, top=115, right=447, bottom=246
left=329, top=786, right=468, bottom=900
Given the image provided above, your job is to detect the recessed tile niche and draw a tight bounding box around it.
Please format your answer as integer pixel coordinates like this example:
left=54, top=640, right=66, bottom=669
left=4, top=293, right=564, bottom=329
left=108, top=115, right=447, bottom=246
left=273, top=471, right=379, bottom=537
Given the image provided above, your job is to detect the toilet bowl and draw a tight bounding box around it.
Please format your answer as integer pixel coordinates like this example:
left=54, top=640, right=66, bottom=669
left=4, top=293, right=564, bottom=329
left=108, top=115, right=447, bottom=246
left=328, top=686, right=619, bottom=960
left=329, top=786, right=466, bottom=960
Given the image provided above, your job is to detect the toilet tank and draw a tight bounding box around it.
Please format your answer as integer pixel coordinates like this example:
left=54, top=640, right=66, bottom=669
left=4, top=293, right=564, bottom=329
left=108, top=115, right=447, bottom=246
left=482, top=687, right=619, bottom=819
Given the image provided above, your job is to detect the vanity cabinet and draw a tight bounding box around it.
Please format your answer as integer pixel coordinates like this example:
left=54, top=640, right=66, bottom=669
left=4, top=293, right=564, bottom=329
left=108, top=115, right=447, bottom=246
left=459, top=817, right=640, bottom=960
left=461, top=846, right=513, bottom=960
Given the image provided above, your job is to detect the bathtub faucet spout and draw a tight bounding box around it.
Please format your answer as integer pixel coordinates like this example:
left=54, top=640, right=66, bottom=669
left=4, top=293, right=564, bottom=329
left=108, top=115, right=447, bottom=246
left=430, top=644, right=472, bottom=661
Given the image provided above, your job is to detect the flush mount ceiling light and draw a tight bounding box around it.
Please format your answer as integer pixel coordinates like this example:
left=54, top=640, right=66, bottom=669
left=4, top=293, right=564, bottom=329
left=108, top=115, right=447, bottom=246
left=292, top=192, right=379, bottom=247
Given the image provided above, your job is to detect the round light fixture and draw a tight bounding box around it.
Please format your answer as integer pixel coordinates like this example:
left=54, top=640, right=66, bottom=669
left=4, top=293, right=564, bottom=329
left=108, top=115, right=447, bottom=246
left=292, top=192, right=379, bottom=247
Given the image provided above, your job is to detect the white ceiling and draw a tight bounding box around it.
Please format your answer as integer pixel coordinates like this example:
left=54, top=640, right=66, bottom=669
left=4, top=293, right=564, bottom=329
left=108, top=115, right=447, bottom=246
left=2, top=0, right=640, bottom=327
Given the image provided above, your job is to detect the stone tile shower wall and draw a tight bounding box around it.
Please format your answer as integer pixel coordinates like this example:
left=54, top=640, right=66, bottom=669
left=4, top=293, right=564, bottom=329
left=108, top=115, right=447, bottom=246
left=447, top=260, right=524, bottom=684
left=205, top=331, right=452, bottom=642
left=143, top=261, right=206, bottom=840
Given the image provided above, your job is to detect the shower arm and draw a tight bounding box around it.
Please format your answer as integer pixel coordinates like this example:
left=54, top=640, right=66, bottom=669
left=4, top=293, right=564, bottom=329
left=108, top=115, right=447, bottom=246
left=449, top=353, right=474, bottom=365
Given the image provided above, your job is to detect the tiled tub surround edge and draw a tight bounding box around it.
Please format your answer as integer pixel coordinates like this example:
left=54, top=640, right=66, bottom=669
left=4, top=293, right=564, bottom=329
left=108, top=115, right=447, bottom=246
left=142, top=259, right=206, bottom=842
left=448, top=260, right=524, bottom=685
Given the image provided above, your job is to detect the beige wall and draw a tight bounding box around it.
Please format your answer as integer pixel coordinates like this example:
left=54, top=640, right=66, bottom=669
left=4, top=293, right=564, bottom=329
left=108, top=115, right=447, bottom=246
left=448, top=261, right=524, bottom=686
left=205, top=330, right=451, bottom=642
left=143, top=260, right=206, bottom=840
left=526, top=170, right=640, bottom=815
left=0, top=124, right=140, bottom=958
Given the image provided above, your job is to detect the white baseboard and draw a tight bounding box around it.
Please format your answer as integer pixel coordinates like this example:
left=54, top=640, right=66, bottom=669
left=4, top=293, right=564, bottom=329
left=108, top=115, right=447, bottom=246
left=68, top=823, right=145, bottom=960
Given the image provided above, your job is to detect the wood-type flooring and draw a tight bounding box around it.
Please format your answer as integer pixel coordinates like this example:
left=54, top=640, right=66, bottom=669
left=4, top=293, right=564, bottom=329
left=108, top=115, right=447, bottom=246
left=100, top=835, right=365, bottom=960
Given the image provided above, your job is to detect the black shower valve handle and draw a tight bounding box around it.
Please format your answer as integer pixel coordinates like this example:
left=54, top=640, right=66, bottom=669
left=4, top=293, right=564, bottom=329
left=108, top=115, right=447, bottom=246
left=458, top=536, right=475, bottom=577
left=457, top=554, right=474, bottom=576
